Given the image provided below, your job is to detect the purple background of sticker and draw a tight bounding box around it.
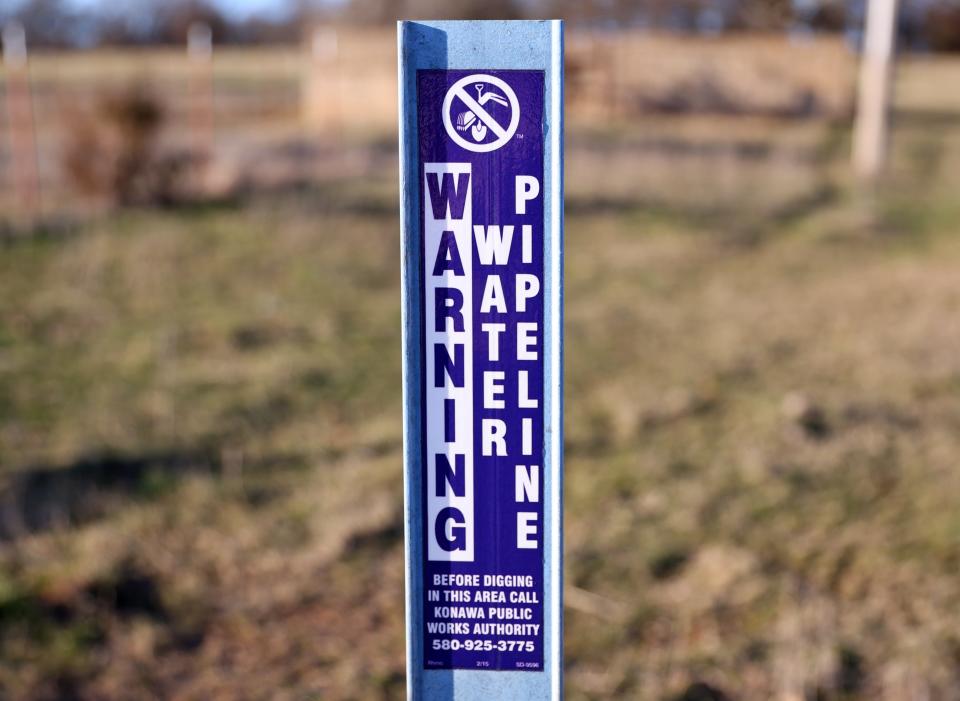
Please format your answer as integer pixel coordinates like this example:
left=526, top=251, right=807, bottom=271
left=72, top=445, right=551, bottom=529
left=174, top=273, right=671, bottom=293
left=418, top=68, right=545, bottom=672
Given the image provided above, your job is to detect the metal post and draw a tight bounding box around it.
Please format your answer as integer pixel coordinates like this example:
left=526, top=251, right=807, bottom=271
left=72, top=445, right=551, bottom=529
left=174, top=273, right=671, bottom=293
left=3, top=21, right=41, bottom=223
left=853, top=0, right=899, bottom=181
left=398, top=20, right=564, bottom=700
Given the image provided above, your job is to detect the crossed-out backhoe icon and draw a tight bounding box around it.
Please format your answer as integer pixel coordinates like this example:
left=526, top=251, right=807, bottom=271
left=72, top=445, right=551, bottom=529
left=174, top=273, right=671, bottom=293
left=456, top=83, right=510, bottom=142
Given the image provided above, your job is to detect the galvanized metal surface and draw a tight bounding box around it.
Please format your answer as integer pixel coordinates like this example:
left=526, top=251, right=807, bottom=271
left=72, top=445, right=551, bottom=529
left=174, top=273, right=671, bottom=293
left=398, top=19, right=564, bottom=701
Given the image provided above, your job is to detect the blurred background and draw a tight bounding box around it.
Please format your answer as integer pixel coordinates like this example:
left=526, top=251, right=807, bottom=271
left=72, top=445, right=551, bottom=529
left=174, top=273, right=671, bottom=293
left=1, top=0, right=960, bottom=699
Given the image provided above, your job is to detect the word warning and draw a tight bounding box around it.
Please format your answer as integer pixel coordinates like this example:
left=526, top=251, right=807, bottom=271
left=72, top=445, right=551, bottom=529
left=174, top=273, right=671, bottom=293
left=418, top=69, right=545, bottom=671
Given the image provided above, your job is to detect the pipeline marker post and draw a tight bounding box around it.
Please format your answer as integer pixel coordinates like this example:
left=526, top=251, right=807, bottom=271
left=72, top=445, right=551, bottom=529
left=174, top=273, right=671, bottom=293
left=2, top=21, right=41, bottom=224
left=398, top=20, right=564, bottom=700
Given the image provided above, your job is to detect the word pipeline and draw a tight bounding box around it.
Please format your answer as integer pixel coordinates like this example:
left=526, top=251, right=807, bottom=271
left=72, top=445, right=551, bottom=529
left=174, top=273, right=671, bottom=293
left=418, top=69, right=546, bottom=671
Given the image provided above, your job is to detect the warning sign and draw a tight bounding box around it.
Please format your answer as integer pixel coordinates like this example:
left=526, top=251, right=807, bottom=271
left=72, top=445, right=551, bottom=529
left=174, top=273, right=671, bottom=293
left=418, top=69, right=546, bottom=671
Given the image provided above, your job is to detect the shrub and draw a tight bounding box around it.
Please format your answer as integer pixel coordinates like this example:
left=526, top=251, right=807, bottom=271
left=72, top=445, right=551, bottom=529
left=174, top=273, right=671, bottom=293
left=925, top=4, right=960, bottom=52
left=62, top=84, right=193, bottom=207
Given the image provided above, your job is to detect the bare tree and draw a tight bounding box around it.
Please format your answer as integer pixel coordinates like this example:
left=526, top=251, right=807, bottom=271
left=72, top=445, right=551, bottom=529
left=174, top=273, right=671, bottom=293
left=9, top=0, right=79, bottom=47
left=341, top=0, right=525, bottom=24
left=731, top=0, right=795, bottom=30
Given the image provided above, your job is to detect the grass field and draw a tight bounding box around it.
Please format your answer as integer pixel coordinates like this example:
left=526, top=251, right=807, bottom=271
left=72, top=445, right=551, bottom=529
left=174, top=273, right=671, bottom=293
left=3, top=39, right=960, bottom=701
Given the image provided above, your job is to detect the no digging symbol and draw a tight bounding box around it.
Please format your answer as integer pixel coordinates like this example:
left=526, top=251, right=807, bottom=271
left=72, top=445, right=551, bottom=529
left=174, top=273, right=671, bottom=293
left=442, top=74, right=520, bottom=153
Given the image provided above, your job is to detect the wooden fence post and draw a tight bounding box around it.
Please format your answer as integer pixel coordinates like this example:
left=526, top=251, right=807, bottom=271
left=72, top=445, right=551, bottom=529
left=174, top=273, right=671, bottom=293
left=187, top=22, right=214, bottom=161
left=303, top=26, right=339, bottom=133
left=3, top=21, right=41, bottom=224
left=853, top=0, right=899, bottom=181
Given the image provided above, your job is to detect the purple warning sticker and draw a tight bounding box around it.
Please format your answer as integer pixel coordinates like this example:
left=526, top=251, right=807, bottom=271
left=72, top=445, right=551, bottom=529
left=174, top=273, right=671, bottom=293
left=417, top=69, right=545, bottom=672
